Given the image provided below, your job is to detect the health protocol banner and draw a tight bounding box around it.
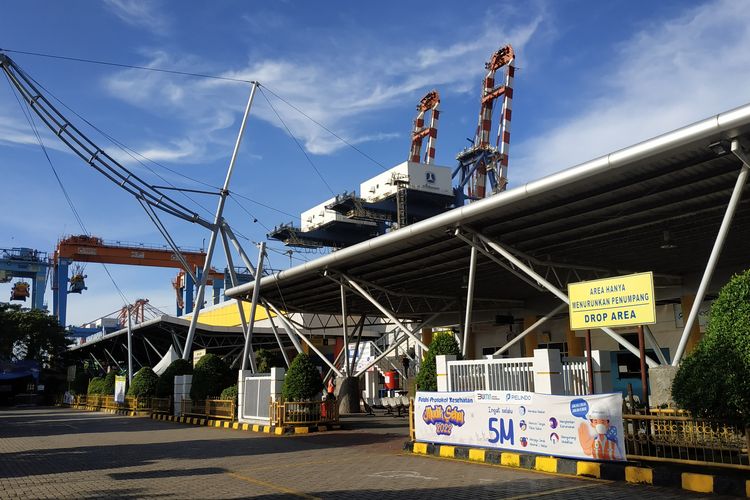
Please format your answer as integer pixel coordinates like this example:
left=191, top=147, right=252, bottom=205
left=415, top=391, right=625, bottom=462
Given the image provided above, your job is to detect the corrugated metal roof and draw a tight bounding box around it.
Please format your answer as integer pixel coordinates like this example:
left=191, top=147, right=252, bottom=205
left=226, top=103, right=750, bottom=317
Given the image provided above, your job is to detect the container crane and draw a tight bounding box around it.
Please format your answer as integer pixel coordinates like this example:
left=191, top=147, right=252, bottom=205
left=0, top=247, right=50, bottom=310
left=52, top=235, right=219, bottom=327
left=455, top=44, right=515, bottom=202
left=409, top=90, right=440, bottom=164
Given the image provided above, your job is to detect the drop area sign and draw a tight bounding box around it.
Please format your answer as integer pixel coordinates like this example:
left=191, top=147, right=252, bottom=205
left=568, top=272, right=656, bottom=330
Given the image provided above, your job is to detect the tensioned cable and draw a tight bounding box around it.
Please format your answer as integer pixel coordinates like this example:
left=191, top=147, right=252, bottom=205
left=2, top=49, right=387, bottom=173
left=259, top=83, right=388, bottom=172
left=0, top=48, right=253, bottom=84
left=6, top=74, right=130, bottom=306
left=23, top=71, right=219, bottom=220
left=258, top=86, right=335, bottom=196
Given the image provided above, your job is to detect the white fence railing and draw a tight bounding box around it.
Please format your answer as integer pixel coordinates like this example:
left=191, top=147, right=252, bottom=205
left=448, top=358, right=535, bottom=392
left=562, top=356, right=589, bottom=396
left=444, top=350, right=601, bottom=396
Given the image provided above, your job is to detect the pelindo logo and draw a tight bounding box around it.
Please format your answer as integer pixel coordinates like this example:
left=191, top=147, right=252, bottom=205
left=425, top=172, right=436, bottom=184
left=422, top=405, right=465, bottom=436
left=505, top=393, right=532, bottom=402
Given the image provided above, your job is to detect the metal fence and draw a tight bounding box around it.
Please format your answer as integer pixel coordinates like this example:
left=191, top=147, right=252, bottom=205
left=151, top=397, right=171, bottom=414
left=181, top=399, right=235, bottom=420
left=561, top=356, right=589, bottom=396
left=72, top=394, right=150, bottom=411
left=271, top=399, right=339, bottom=426
left=448, top=358, right=534, bottom=392
left=242, top=374, right=272, bottom=421
left=623, top=408, right=749, bottom=470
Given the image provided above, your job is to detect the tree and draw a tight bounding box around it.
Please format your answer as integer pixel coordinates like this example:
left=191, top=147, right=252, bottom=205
left=672, top=269, right=750, bottom=426
left=282, top=353, right=322, bottom=401
left=128, top=367, right=159, bottom=398
left=102, top=371, right=117, bottom=395
left=88, top=377, right=105, bottom=395
left=416, top=331, right=461, bottom=392
left=155, top=358, right=193, bottom=398
left=0, top=304, right=70, bottom=365
left=255, top=348, right=283, bottom=373
left=190, top=354, right=232, bottom=400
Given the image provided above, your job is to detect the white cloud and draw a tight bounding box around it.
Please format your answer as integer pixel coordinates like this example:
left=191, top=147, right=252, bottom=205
left=103, top=0, right=169, bottom=34
left=512, top=0, right=750, bottom=184
left=101, top=15, right=543, bottom=159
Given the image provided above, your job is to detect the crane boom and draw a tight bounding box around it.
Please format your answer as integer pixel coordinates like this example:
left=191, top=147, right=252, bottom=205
left=0, top=53, right=214, bottom=229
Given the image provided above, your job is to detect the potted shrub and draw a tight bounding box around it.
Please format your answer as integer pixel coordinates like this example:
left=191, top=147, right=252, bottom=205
left=416, top=331, right=461, bottom=391
left=127, top=367, right=159, bottom=400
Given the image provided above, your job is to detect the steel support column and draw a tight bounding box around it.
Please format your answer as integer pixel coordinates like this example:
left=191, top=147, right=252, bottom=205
left=126, top=307, right=133, bottom=384
left=462, top=244, right=478, bottom=358
left=643, top=325, right=668, bottom=365
left=241, top=243, right=265, bottom=371
left=339, top=274, right=429, bottom=351
left=466, top=229, right=658, bottom=367
left=493, top=303, right=567, bottom=356
left=673, top=139, right=749, bottom=365
left=182, top=82, right=258, bottom=360
left=353, top=305, right=449, bottom=378
left=340, top=284, right=351, bottom=375
left=267, top=315, right=291, bottom=368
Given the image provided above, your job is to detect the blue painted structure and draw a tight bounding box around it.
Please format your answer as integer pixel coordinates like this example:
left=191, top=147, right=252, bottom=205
left=0, top=247, right=50, bottom=311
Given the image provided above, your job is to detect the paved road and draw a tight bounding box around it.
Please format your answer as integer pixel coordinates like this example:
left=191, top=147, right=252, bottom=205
left=0, top=407, right=736, bottom=499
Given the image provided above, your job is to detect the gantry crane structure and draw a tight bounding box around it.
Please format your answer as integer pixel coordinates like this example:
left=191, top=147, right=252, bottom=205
left=53, top=235, right=223, bottom=327
left=0, top=247, right=50, bottom=310
left=0, top=52, right=306, bottom=372
left=455, top=44, right=516, bottom=202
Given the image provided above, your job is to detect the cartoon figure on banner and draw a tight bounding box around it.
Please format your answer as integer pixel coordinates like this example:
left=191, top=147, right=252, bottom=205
left=577, top=407, right=623, bottom=460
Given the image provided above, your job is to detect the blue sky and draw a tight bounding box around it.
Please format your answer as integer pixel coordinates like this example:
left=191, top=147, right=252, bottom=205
left=2, top=0, right=749, bottom=325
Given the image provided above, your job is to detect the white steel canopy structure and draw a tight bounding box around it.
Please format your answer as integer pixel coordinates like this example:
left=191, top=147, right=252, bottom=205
left=226, top=103, right=750, bottom=368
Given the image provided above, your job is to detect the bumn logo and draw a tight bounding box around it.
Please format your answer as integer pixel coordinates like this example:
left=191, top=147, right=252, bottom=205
left=425, top=172, right=436, bottom=184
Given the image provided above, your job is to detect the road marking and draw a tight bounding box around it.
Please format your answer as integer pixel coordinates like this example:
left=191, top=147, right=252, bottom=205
left=501, top=483, right=600, bottom=499
left=368, top=470, right=437, bottom=480
left=226, top=472, right=320, bottom=499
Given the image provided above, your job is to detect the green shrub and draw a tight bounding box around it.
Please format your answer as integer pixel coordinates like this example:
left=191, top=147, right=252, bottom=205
left=672, top=269, right=750, bottom=425
left=155, top=358, right=193, bottom=398
left=416, top=331, right=461, bottom=392
left=190, top=353, right=233, bottom=400
left=87, top=377, right=105, bottom=395
left=127, top=367, right=159, bottom=398
left=102, top=371, right=117, bottom=395
left=282, top=353, right=322, bottom=401
left=255, top=348, right=283, bottom=373
left=220, top=384, right=238, bottom=402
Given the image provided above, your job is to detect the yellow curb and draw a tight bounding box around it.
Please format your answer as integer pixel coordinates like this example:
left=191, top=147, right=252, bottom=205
left=745, top=479, right=749, bottom=498
left=468, top=449, right=486, bottom=462
left=535, top=456, right=558, bottom=473
left=214, top=421, right=222, bottom=428
left=242, top=423, right=249, bottom=431
left=252, top=424, right=260, bottom=432
left=438, top=445, right=455, bottom=458
left=294, top=427, right=309, bottom=434
left=317, top=425, right=327, bottom=432
left=199, top=419, right=206, bottom=426
left=681, top=472, right=713, bottom=494
left=413, top=442, right=428, bottom=455
left=576, top=461, right=601, bottom=479
left=274, top=427, right=284, bottom=435
left=207, top=420, right=214, bottom=426
left=263, top=426, right=270, bottom=433
left=232, top=422, right=239, bottom=430
left=222, top=421, right=230, bottom=428
left=500, top=452, right=520, bottom=467
left=625, top=466, right=653, bottom=485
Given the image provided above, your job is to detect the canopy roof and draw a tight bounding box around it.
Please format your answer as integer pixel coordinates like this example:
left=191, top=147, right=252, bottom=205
left=226, top=104, right=750, bottom=318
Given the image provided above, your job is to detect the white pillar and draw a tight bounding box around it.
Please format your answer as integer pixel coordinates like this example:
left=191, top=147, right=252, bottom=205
left=237, top=369, right=250, bottom=420
left=364, top=370, right=378, bottom=399
left=270, top=367, right=285, bottom=402
left=173, top=374, right=192, bottom=416
left=533, top=349, right=564, bottom=395
left=590, top=350, right=613, bottom=394
left=436, top=354, right=456, bottom=392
